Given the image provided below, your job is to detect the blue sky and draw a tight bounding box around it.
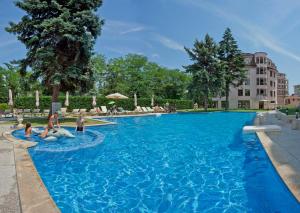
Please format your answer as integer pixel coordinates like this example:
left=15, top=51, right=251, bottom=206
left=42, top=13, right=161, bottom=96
left=0, top=0, right=300, bottom=92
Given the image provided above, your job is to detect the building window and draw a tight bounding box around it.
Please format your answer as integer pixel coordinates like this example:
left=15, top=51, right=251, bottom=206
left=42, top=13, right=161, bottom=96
left=270, top=91, right=273, bottom=97
left=238, top=89, right=243, bottom=96
left=245, top=89, right=250, bottom=96
left=238, top=100, right=250, bottom=109
left=245, top=78, right=250, bottom=85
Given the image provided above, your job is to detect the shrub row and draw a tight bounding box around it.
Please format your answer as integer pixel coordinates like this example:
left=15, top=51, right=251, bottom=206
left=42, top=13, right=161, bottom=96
left=11, top=96, right=193, bottom=111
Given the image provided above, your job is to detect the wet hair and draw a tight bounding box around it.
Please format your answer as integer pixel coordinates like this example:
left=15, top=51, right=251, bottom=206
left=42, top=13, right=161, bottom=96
left=25, top=123, right=31, bottom=132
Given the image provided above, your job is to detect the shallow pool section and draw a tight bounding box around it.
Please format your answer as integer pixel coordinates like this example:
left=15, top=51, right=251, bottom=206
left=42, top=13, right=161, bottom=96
left=13, top=112, right=300, bottom=212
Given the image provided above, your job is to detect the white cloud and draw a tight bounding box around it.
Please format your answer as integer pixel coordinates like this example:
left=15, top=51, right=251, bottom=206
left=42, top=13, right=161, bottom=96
left=154, top=34, right=185, bottom=52
left=179, top=0, right=300, bottom=63
left=104, top=20, right=146, bottom=35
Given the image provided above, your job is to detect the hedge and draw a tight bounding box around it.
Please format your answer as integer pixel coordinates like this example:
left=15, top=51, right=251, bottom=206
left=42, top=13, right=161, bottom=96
left=12, top=96, right=193, bottom=111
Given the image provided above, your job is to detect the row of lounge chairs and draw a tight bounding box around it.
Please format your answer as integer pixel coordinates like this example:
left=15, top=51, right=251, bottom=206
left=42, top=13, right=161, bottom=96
left=0, top=106, right=168, bottom=118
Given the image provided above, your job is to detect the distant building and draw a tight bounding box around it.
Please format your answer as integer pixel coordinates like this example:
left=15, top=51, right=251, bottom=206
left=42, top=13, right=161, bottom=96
left=284, top=94, right=300, bottom=108
left=277, top=73, right=289, bottom=106
left=213, top=52, right=280, bottom=109
left=294, top=85, right=300, bottom=96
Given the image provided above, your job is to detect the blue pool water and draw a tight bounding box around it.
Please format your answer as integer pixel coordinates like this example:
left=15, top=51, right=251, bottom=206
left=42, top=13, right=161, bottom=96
left=13, top=112, right=300, bottom=212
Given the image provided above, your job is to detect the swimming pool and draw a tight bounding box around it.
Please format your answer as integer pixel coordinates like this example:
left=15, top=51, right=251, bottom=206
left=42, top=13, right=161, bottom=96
left=13, top=112, right=300, bottom=212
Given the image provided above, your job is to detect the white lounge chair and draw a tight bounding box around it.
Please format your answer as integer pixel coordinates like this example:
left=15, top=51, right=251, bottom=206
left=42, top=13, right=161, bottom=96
left=23, top=109, right=31, bottom=117
left=79, top=109, right=87, bottom=115
left=43, top=109, right=50, bottom=116
left=60, top=108, right=68, bottom=117
left=89, top=108, right=97, bottom=116
left=101, top=106, right=108, bottom=114
left=135, top=106, right=143, bottom=113
left=32, top=109, right=41, bottom=117
left=71, top=109, right=80, bottom=115
left=141, top=107, right=148, bottom=112
left=4, top=109, right=13, bottom=118
left=146, top=107, right=154, bottom=112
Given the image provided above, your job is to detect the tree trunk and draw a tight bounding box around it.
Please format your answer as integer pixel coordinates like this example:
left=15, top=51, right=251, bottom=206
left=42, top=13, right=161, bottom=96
left=50, top=84, right=60, bottom=115
left=225, top=83, right=229, bottom=110
left=204, top=95, right=208, bottom=112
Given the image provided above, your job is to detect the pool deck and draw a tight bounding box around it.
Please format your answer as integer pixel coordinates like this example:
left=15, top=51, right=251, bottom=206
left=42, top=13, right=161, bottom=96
left=256, top=111, right=300, bottom=202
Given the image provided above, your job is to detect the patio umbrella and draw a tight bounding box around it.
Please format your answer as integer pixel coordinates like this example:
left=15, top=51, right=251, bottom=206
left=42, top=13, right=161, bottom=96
left=108, top=101, right=115, bottom=105
left=65, top=91, right=69, bottom=107
left=35, top=90, right=39, bottom=108
left=106, top=93, right=129, bottom=99
left=151, top=94, right=154, bottom=107
left=134, top=93, right=137, bottom=107
left=8, top=89, right=13, bottom=106
left=92, top=96, right=97, bottom=107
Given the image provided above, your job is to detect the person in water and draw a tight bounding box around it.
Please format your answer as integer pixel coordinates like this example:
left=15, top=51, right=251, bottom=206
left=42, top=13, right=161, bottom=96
left=76, top=114, right=85, bottom=131
left=48, top=112, right=60, bottom=130
left=40, top=127, right=49, bottom=138
left=25, top=123, right=32, bottom=137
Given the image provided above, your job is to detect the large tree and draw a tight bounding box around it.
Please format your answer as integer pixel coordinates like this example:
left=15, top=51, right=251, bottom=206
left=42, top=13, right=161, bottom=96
left=6, top=0, right=104, bottom=109
left=219, top=28, right=246, bottom=110
left=184, top=34, right=224, bottom=111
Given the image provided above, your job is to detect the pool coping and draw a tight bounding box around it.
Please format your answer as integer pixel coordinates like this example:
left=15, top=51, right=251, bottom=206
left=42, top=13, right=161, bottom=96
left=256, top=131, right=300, bottom=203
left=2, top=120, right=115, bottom=213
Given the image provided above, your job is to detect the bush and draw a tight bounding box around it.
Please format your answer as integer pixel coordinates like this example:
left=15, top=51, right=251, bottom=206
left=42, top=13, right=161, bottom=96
left=0, top=103, right=9, bottom=111
left=14, top=96, right=193, bottom=111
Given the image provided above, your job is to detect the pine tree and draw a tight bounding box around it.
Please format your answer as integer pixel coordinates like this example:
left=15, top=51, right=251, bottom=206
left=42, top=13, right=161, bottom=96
left=219, top=28, right=246, bottom=110
left=184, top=34, right=224, bottom=111
left=6, top=0, right=104, bottom=109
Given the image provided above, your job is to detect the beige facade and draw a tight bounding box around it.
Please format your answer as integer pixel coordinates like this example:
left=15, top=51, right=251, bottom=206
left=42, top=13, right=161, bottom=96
left=294, top=85, right=300, bottom=96
left=213, top=52, right=280, bottom=109
left=277, top=73, right=289, bottom=106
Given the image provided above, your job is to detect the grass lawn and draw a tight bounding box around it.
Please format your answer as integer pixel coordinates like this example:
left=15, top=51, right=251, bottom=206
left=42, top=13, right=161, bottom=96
left=279, top=108, right=299, bottom=115
left=6, top=117, right=107, bottom=127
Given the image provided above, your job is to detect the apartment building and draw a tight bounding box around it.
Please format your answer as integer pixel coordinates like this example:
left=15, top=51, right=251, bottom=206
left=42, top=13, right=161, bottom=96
left=277, top=73, right=289, bottom=106
left=294, top=85, right=300, bottom=96
left=213, top=52, right=279, bottom=109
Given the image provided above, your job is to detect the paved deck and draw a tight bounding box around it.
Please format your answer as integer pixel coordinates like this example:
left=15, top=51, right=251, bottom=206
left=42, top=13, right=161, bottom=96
left=257, top=112, right=300, bottom=202
left=0, top=122, right=59, bottom=213
left=0, top=124, right=21, bottom=213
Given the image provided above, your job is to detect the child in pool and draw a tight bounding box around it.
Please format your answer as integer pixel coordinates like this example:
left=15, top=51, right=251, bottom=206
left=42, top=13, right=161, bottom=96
left=25, top=123, right=32, bottom=137
left=76, top=114, right=85, bottom=132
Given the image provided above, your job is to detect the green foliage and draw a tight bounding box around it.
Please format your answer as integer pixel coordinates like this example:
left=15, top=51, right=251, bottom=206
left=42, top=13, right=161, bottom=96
left=6, top=0, right=104, bottom=100
left=14, top=96, right=193, bottom=110
left=219, top=28, right=246, bottom=109
left=0, top=103, right=9, bottom=111
left=92, top=54, right=190, bottom=99
left=184, top=34, right=224, bottom=111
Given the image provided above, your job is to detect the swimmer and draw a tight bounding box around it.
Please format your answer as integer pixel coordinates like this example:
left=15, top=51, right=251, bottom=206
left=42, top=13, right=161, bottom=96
left=25, top=123, right=32, bottom=137
left=48, top=112, right=60, bottom=130
left=76, top=114, right=85, bottom=132
left=40, top=127, right=49, bottom=138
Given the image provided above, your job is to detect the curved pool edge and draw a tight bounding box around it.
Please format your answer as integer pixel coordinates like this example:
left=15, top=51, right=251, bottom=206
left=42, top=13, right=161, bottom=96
left=2, top=130, right=60, bottom=213
left=2, top=121, right=117, bottom=212
left=256, top=131, right=300, bottom=203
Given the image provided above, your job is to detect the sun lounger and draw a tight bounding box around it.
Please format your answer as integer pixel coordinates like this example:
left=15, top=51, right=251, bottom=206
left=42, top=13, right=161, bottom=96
left=4, top=109, right=14, bottom=118
left=101, top=106, right=108, bottom=114
left=159, top=107, right=166, bottom=112
left=43, top=109, right=50, bottom=116
left=23, top=109, right=31, bottom=117
left=71, top=109, right=80, bottom=115
left=32, top=109, right=41, bottom=117
left=135, top=106, right=143, bottom=113
left=15, top=109, right=23, bottom=114
left=79, top=109, right=87, bottom=115
left=141, top=107, right=148, bottom=112
left=61, top=108, right=68, bottom=117
left=146, top=107, right=154, bottom=112
left=89, top=108, right=97, bottom=116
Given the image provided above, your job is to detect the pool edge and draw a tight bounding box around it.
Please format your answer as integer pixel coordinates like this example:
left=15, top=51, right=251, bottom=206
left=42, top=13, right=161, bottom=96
left=2, top=130, right=60, bottom=213
left=256, top=131, right=300, bottom=203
